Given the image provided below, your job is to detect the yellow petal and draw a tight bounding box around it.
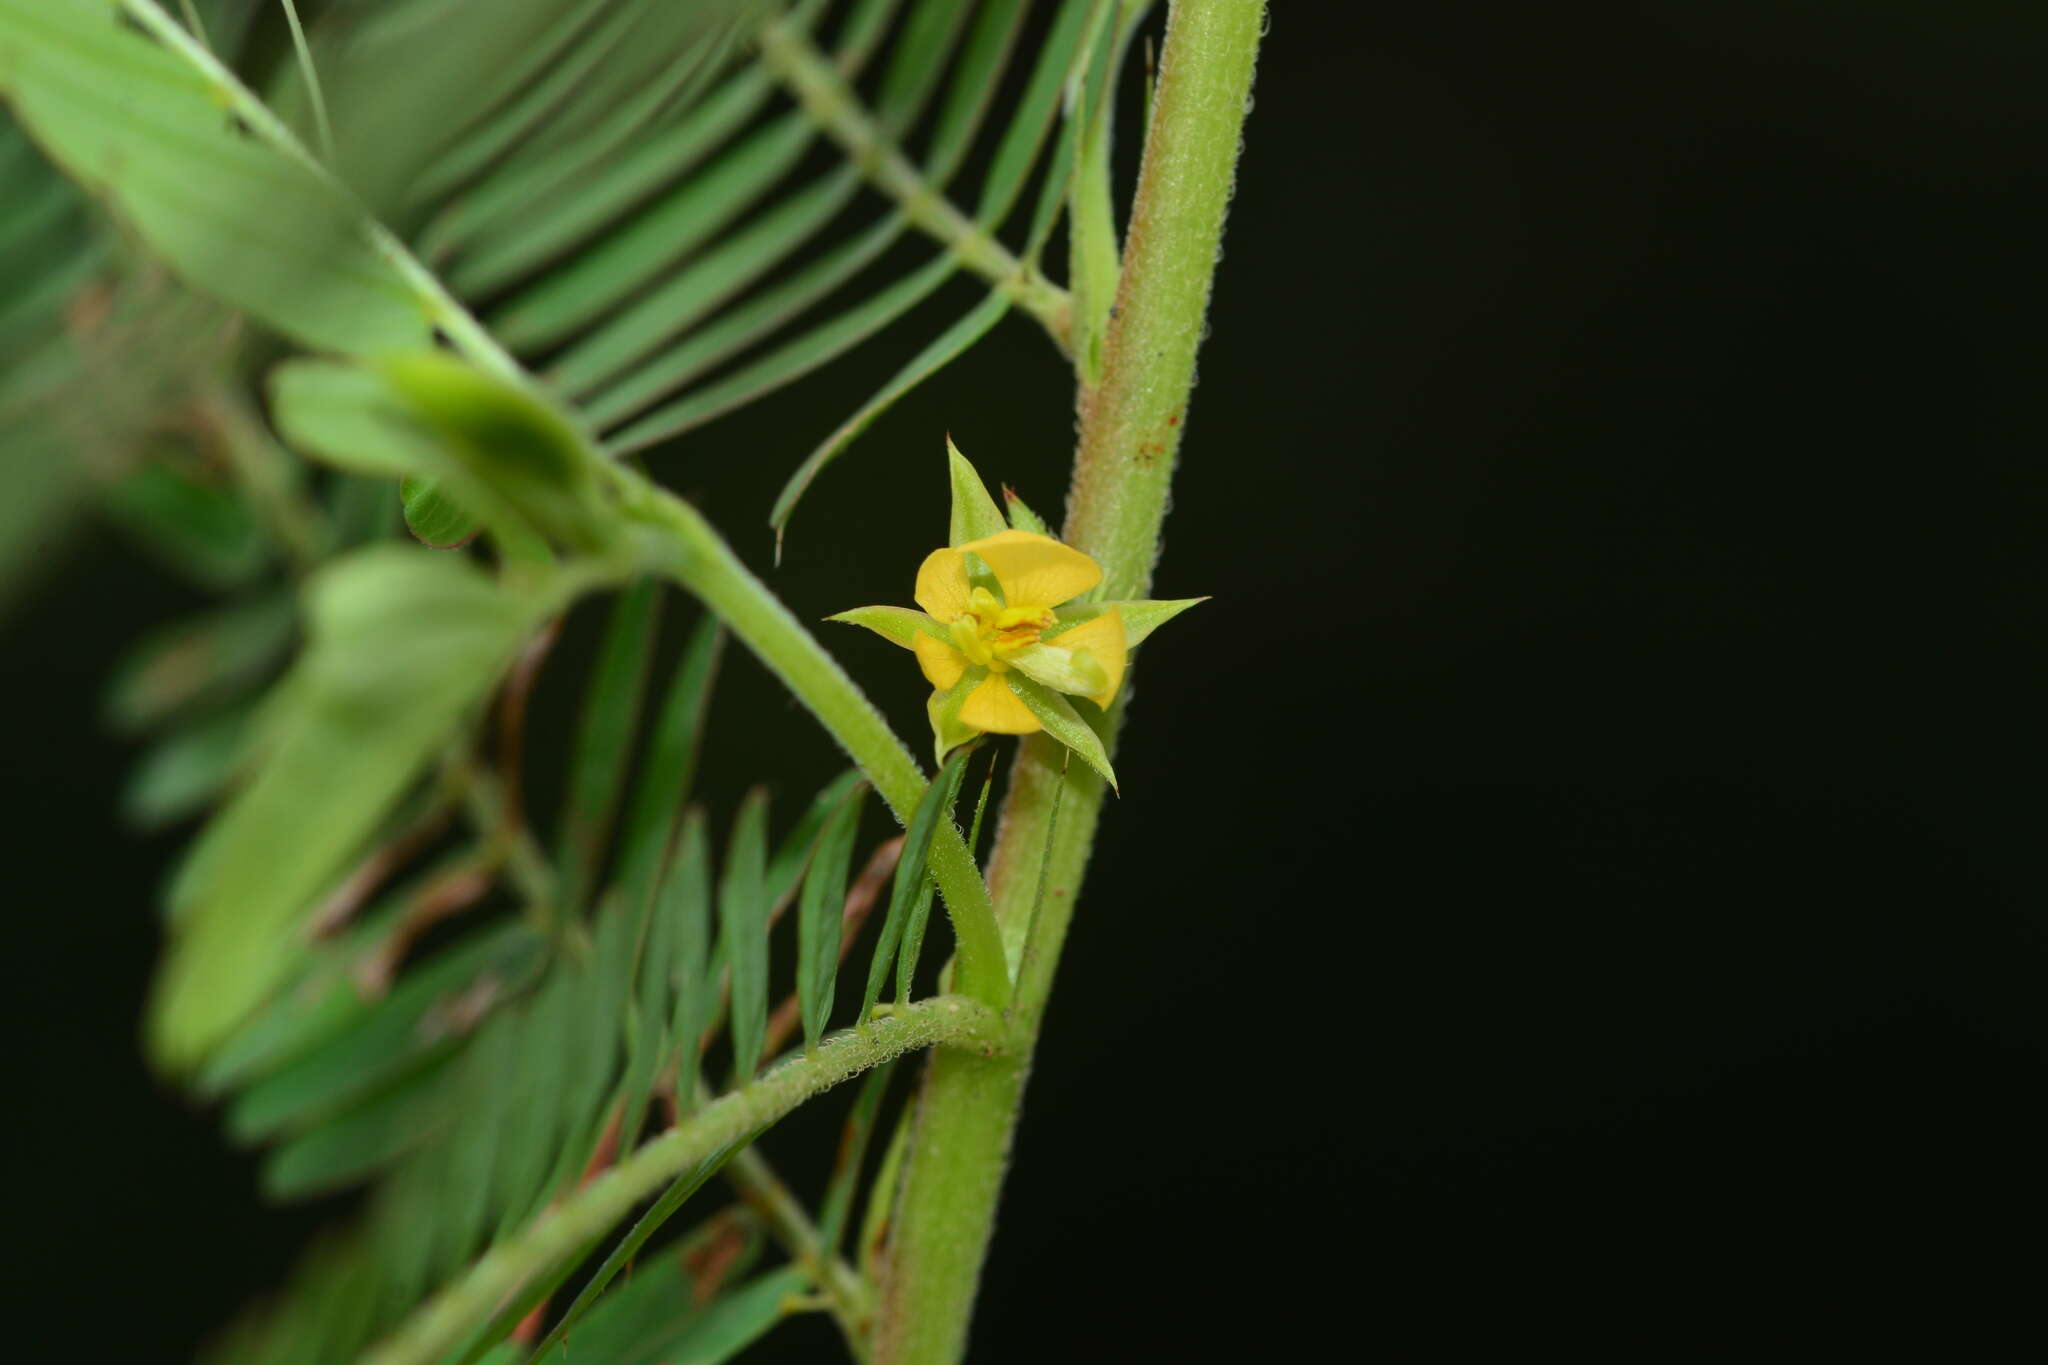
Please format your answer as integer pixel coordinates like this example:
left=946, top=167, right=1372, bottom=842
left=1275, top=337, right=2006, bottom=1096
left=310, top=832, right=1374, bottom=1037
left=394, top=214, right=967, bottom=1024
left=958, top=529, right=1101, bottom=609
left=959, top=673, right=1041, bottom=734
left=913, top=634, right=967, bottom=689
left=914, top=546, right=970, bottom=619
left=1047, top=607, right=1127, bottom=708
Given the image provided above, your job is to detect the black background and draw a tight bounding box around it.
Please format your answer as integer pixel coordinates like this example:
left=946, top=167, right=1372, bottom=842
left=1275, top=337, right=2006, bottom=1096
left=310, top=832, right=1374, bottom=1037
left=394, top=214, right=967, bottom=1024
left=10, top=0, right=2048, bottom=1354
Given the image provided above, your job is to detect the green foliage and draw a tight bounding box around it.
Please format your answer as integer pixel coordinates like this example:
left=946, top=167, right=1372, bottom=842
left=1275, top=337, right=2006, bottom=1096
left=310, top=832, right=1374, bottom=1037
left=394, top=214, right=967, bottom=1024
left=150, top=547, right=542, bottom=1071
left=862, top=749, right=973, bottom=1025
left=720, top=788, right=772, bottom=1082
left=799, top=783, right=868, bottom=1053
left=0, top=0, right=1250, bottom=1358
left=558, top=578, right=664, bottom=913
left=0, top=0, right=428, bottom=354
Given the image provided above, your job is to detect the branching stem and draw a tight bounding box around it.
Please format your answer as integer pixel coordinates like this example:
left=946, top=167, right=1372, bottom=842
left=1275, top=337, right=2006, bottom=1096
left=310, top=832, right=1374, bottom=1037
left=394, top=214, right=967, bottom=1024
left=756, top=14, right=1073, bottom=351
left=362, top=997, right=1002, bottom=1365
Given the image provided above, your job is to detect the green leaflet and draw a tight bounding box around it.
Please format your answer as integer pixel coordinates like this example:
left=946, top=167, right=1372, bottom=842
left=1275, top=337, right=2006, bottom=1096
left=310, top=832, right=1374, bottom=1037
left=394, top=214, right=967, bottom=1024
left=900, top=751, right=995, bottom=1007
left=607, top=253, right=960, bottom=453
left=798, top=781, right=867, bottom=1052
left=504, top=1218, right=774, bottom=1365
left=485, top=0, right=905, bottom=354
left=862, top=749, right=972, bottom=1025
left=1006, top=672, right=1119, bottom=791
left=120, top=701, right=253, bottom=830
left=103, top=592, right=296, bottom=735
left=260, top=1059, right=448, bottom=1200
left=771, top=292, right=1013, bottom=546
left=222, top=893, right=531, bottom=1144
left=613, top=614, right=725, bottom=921
left=556, top=578, right=664, bottom=915
left=149, top=547, right=541, bottom=1072
left=0, top=0, right=429, bottom=354
left=1067, top=0, right=1147, bottom=387
left=663, top=808, right=715, bottom=1119
left=518, top=1129, right=775, bottom=1365
left=719, top=788, right=771, bottom=1081
left=197, top=920, right=542, bottom=1104
left=97, top=457, right=266, bottom=591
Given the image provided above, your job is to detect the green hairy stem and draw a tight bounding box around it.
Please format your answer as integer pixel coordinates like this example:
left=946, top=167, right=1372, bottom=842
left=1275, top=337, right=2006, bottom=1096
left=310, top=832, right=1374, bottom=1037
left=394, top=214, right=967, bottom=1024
left=873, top=4, right=1266, bottom=1360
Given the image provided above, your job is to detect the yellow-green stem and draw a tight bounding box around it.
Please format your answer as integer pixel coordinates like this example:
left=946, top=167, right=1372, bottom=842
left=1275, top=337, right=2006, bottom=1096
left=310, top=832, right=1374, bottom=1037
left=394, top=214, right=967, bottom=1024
left=872, top=4, right=1266, bottom=1361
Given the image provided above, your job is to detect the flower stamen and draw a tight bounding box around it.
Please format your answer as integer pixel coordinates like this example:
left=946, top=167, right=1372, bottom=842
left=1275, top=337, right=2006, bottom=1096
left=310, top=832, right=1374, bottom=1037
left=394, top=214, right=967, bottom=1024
left=950, top=587, right=1055, bottom=672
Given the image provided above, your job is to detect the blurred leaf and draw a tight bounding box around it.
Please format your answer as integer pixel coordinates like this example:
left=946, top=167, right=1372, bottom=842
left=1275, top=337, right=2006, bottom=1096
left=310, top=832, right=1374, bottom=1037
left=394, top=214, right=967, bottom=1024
left=0, top=0, right=431, bottom=354
left=224, top=915, right=541, bottom=1143
left=863, top=749, right=970, bottom=1024
left=273, top=353, right=609, bottom=552
left=608, top=254, right=959, bottom=453
left=98, top=454, right=267, bottom=590
left=103, top=592, right=296, bottom=735
left=120, top=700, right=252, bottom=829
left=200, top=918, right=539, bottom=1112
left=260, top=1058, right=449, bottom=1200
left=375, top=351, right=609, bottom=551
left=149, top=547, right=541, bottom=1072
left=719, top=787, right=770, bottom=1082
left=557, top=578, right=663, bottom=914
left=797, top=780, right=865, bottom=1052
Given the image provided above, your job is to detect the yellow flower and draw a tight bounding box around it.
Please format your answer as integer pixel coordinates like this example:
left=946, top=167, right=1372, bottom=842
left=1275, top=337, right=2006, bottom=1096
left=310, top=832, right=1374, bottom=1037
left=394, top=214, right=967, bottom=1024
left=829, top=441, right=1202, bottom=785
left=907, top=529, right=1127, bottom=735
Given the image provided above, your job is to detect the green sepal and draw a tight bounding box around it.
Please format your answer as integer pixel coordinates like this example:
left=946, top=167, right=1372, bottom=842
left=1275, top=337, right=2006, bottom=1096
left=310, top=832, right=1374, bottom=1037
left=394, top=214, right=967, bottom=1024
left=825, top=605, right=947, bottom=649
left=1002, top=484, right=1051, bottom=536
left=946, top=437, right=1008, bottom=547
left=961, top=550, right=1004, bottom=605
left=926, top=665, right=989, bottom=767
left=1052, top=595, right=1207, bottom=648
left=1005, top=673, right=1118, bottom=791
left=1007, top=642, right=1108, bottom=698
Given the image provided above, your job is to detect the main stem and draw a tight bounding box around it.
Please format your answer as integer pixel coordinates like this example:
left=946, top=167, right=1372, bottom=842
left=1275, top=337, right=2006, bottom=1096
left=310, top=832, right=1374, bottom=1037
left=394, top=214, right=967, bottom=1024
left=873, top=5, right=1265, bottom=1361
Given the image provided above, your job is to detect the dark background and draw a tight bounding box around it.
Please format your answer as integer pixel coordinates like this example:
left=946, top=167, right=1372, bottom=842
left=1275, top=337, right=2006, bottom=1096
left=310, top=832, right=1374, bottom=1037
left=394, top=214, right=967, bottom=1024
left=10, top=0, right=2048, bottom=1353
